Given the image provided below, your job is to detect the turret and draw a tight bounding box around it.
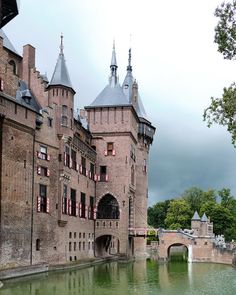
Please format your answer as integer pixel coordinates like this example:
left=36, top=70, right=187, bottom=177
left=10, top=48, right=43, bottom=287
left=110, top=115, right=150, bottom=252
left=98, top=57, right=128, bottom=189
left=47, top=35, right=75, bottom=134
left=191, top=211, right=201, bottom=236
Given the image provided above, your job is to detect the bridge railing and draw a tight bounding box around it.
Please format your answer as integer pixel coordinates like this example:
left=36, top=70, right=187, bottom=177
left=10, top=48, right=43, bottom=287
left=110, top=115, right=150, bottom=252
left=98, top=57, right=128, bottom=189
left=128, top=227, right=159, bottom=237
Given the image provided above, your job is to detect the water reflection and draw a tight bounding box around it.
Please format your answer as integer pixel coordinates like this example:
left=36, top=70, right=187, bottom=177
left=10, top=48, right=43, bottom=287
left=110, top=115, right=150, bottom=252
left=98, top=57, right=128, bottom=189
left=1, top=259, right=236, bottom=295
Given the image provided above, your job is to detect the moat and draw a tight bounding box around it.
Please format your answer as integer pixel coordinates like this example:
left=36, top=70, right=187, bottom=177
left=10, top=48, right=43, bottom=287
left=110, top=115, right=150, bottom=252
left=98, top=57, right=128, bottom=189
left=1, top=259, right=236, bottom=295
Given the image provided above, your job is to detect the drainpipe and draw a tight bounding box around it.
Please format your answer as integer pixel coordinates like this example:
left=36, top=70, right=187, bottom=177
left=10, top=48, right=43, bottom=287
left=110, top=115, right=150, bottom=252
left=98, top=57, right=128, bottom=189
left=30, top=130, right=36, bottom=265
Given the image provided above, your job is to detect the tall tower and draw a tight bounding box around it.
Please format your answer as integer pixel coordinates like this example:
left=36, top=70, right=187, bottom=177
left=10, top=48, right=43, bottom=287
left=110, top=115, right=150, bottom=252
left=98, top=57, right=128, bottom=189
left=85, top=45, right=155, bottom=257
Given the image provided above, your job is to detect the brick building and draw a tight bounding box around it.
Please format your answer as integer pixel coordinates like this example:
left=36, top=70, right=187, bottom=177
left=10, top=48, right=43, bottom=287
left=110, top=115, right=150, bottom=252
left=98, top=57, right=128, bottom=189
left=0, top=26, right=155, bottom=269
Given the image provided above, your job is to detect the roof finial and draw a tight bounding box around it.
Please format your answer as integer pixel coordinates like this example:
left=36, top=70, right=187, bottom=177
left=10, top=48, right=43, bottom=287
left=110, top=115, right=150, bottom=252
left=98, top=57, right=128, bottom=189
left=111, top=39, right=117, bottom=67
left=60, top=33, right=64, bottom=55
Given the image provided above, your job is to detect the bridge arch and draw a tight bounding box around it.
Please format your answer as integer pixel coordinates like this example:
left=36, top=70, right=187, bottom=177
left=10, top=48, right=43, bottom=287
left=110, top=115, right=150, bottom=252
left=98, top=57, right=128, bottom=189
left=95, top=234, right=120, bottom=257
left=167, top=243, right=188, bottom=261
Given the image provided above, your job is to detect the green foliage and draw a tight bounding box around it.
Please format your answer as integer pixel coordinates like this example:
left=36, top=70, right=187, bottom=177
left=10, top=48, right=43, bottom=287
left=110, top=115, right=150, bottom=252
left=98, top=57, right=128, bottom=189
left=214, top=0, right=236, bottom=60
left=165, top=199, right=192, bottom=230
left=148, top=186, right=236, bottom=241
left=147, top=200, right=171, bottom=228
left=203, top=83, right=236, bottom=146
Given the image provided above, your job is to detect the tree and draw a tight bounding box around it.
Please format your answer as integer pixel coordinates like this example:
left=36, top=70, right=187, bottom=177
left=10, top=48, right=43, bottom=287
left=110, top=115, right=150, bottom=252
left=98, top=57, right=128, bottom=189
left=148, top=200, right=170, bottom=228
left=165, top=199, right=192, bottom=230
left=181, top=187, right=204, bottom=212
left=203, top=1, right=236, bottom=145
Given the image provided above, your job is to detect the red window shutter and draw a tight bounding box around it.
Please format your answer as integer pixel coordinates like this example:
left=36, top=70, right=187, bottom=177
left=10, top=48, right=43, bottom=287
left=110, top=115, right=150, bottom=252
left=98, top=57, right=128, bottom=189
left=37, top=151, right=41, bottom=159
left=46, top=197, right=50, bottom=213
left=105, top=174, right=109, bottom=182
left=46, top=169, right=50, bottom=177
left=67, top=198, right=70, bottom=215
left=69, top=157, right=72, bottom=168
left=37, top=197, right=41, bottom=212
left=104, top=150, right=108, bottom=156
left=89, top=171, right=92, bottom=179
left=69, top=200, right=72, bottom=215
left=94, top=207, right=97, bottom=220
left=0, top=79, right=4, bottom=91
left=47, top=154, right=51, bottom=161
left=76, top=163, right=79, bottom=171
left=79, top=203, right=82, bottom=218
left=76, top=202, right=79, bottom=216
left=37, top=166, right=41, bottom=175
left=112, top=149, right=116, bottom=156
left=88, top=206, right=91, bottom=219
left=62, top=198, right=65, bottom=214
left=79, top=165, right=83, bottom=174
left=64, top=152, right=67, bottom=166
left=85, top=205, right=88, bottom=218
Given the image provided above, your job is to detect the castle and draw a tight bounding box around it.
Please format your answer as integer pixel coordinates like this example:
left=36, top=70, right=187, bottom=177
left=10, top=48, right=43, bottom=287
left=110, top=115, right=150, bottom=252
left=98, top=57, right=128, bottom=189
left=0, top=1, right=155, bottom=269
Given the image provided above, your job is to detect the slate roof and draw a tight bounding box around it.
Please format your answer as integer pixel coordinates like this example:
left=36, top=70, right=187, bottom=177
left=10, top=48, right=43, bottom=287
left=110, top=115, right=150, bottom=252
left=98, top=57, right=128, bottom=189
left=16, top=80, right=41, bottom=113
left=201, top=213, right=208, bottom=222
left=0, top=29, right=21, bottom=56
left=49, top=52, right=73, bottom=90
left=89, top=83, right=129, bottom=108
left=192, top=211, right=201, bottom=220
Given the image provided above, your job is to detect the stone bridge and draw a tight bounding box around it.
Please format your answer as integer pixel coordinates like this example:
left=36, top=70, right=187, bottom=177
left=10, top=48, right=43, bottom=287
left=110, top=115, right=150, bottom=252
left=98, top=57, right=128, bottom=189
left=158, top=230, right=215, bottom=262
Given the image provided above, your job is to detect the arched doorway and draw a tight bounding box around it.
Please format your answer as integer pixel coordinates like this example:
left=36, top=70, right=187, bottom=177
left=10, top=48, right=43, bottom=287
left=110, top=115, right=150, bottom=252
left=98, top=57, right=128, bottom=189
left=167, top=243, right=188, bottom=262
left=95, top=235, right=120, bottom=257
left=97, top=194, right=119, bottom=219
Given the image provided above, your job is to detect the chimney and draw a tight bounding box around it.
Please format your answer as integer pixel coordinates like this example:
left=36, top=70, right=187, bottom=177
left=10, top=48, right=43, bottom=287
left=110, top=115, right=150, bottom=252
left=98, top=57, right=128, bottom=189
left=22, top=44, right=35, bottom=86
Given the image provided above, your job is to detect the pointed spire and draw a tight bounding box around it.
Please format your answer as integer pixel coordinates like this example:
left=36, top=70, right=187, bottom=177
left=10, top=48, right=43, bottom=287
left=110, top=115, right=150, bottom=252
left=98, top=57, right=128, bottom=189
left=110, top=40, right=117, bottom=67
left=127, top=48, right=132, bottom=72
left=192, top=211, right=201, bottom=220
left=201, top=213, right=208, bottom=222
left=109, top=41, right=118, bottom=87
left=49, top=34, right=74, bottom=92
left=60, top=33, right=64, bottom=55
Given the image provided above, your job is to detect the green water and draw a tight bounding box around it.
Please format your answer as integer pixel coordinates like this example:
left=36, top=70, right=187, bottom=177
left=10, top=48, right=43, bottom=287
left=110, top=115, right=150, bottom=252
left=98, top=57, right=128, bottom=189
left=1, top=259, right=236, bottom=295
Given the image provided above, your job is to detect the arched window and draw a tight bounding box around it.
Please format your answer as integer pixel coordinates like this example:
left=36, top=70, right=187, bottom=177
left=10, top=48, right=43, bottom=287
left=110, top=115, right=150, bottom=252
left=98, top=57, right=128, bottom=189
left=97, top=194, right=120, bottom=219
left=9, top=60, right=17, bottom=75
left=131, top=165, right=135, bottom=185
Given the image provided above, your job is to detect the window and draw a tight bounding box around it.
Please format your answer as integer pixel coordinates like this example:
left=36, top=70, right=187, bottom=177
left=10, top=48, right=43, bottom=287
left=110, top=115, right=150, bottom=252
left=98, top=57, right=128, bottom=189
left=74, top=232, right=76, bottom=238
left=99, top=166, right=108, bottom=182
left=69, top=242, right=72, bottom=252
left=25, top=108, right=28, bottom=119
left=64, top=146, right=70, bottom=167
left=143, top=159, right=147, bottom=173
left=61, top=105, right=68, bottom=126
left=71, top=149, right=77, bottom=170
left=36, top=239, right=40, bottom=251
left=38, top=184, right=48, bottom=213
left=130, top=145, right=136, bottom=161
left=9, top=60, right=17, bottom=75
left=38, top=145, right=50, bottom=160
left=90, top=163, right=95, bottom=180
left=83, top=242, right=85, bottom=250
left=14, top=103, right=17, bottom=114
left=47, top=117, right=52, bottom=127
left=74, top=242, right=76, bottom=251
left=62, top=185, right=68, bottom=214
left=81, top=156, right=86, bottom=176
left=131, top=165, right=135, bottom=186
left=37, top=166, right=50, bottom=177
left=79, top=242, right=81, bottom=251
left=80, top=193, right=86, bottom=218
left=69, top=232, right=72, bottom=239
left=89, top=196, right=94, bottom=220
left=70, top=189, right=76, bottom=217
left=107, top=142, right=113, bottom=156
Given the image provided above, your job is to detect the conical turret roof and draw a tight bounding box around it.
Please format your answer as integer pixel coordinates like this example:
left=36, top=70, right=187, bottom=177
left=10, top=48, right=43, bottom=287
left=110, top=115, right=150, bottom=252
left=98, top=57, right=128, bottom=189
left=201, top=213, right=208, bottom=222
left=49, top=35, right=74, bottom=91
left=192, top=211, right=201, bottom=220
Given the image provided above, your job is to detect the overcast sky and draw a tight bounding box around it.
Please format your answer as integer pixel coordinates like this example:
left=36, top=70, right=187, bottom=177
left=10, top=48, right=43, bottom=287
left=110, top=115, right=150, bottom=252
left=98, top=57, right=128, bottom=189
left=4, top=0, right=236, bottom=205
